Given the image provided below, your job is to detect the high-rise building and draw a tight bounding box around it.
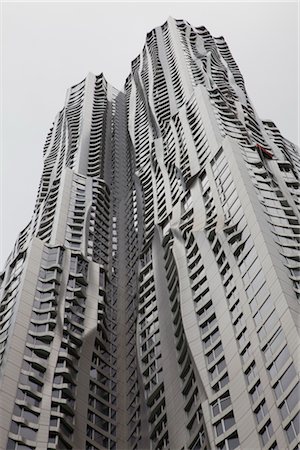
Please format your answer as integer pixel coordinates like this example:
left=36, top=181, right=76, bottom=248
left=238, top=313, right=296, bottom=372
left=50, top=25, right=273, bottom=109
left=0, top=17, right=299, bottom=450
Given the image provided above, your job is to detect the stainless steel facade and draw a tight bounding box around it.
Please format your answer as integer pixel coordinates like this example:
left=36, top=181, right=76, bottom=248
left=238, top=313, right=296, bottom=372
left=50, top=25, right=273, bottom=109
left=0, top=17, right=299, bottom=450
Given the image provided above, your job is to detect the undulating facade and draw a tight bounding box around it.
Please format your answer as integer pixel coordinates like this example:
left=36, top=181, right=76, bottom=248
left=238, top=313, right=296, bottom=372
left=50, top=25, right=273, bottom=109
left=0, top=17, right=299, bottom=450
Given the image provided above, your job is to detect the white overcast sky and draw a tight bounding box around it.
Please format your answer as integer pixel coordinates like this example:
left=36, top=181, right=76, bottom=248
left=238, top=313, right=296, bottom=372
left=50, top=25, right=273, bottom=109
left=1, top=1, right=299, bottom=268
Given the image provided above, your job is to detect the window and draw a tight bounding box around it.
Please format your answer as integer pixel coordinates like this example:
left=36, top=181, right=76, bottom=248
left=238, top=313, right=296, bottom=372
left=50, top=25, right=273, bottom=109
left=86, top=444, right=97, bottom=450
left=259, top=420, right=273, bottom=446
left=246, top=271, right=265, bottom=299
left=211, top=392, right=231, bottom=417
left=242, top=258, right=260, bottom=288
left=87, top=425, right=109, bottom=446
left=10, top=422, right=37, bottom=441
left=285, top=412, right=300, bottom=444
left=210, top=358, right=226, bottom=380
left=236, top=328, right=248, bottom=351
left=263, top=328, right=285, bottom=361
left=254, top=400, right=268, bottom=423
left=87, top=410, right=109, bottom=432
left=268, top=346, right=290, bottom=378
left=212, top=373, right=229, bottom=392
left=268, top=442, right=278, bottom=450
left=88, top=396, right=110, bottom=417
left=249, top=381, right=263, bottom=403
left=249, top=283, right=269, bottom=313
left=6, top=440, right=34, bottom=450
left=189, top=427, right=205, bottom=450
left=274, top=363, right=297, bottom=400
left=279, top=383, right=299, bottom=419
left=258, top=311, right=278, bottom=341
left=240, top=343, right=252, bottom=365
left=19, top=374, right=43, bottom=392
left=245, top=361, right=258, bottom=385
left=204, top=327, right=220, bottom=349
left=201, top=314, right=217, bottom=334
left=13, top=405, right=39, bottom=424
left=16, top=389, right=40, bottom=407
left=215, top=412, right=235, bottom=437
left=253, top=297, right=273, bottom=327
left=207, top=342, right=223, bottom=364
left=217, top=431, right=239, bottom=450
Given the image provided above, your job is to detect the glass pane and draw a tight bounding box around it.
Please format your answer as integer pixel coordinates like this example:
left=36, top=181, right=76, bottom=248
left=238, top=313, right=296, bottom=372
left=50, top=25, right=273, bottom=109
left=228, top=435, right=239, bottom=450
left=224, top=416, right=235, bottom=431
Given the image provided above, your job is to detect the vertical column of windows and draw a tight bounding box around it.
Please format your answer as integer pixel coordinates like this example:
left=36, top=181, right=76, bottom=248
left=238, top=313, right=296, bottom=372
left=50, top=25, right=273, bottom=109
left=65, top=175, right=86, bottom=251
left=263, top=121, right=300, bottom=175
left=182, top=230, right=239, bottom=449
left=152, top=58, right=171, bottom=130
left=55, top=114, right=68, bottom=180
left=124, top=150, right=144, bottom=449
left=186, top=98, right=210, bottom=167
left=213, top=36, right=246, bottom=95
left=37, top=178, right=60, bottom=242
left=245, top=159, right=300, bottom=296
left=87, top=75, right=108, bottom=178
left=132, top=93, right=152, bottom=171
left=44, top=248, right=77, bottom=450
left=176, top=22, right=207, bottom=88
left=212, top=151, right=281, bottom=448
left=205, top=152, right=280, bottom=448
left=174, top=115, right=191, bottom=184
left=36, top=111, right=65, bottom=207
left=161, top=23, right=186, bottom=108
left=216, top=152, right=298, bottom=448
left=140, top=163, right=155, bottom=243
left=0, top=253, right=26, bottom=366
left=140, top=47, right=150, bottom=97
left=86, top=336, right=117, bottom=450
left=137, top=250, right=168, bottom=450
left=241, top=101, right=268, bottom=149
left=65, top=81, right=86, bottom=170
left=163, top=125, right=184, bottom=209
left=85, top=212, right=117, bottom=450
left=179, top=191, right=194, bottom=236
left=209, top=90, right=249, bottom=145
left=153, top=157, right=167, bottom=224
left=190, top=24, right=237, bottom=108
left=87, top=179, right=110, bottom=266
left=8, top=247, right=63, bottom=450
left=162, top=233, right=209, bottom=450
left=199, top=171, right=217, bottom=236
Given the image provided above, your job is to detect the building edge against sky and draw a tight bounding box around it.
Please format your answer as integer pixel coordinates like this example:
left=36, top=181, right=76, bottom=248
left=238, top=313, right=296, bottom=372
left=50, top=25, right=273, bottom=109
left=0, top=17, right=299, bottom=450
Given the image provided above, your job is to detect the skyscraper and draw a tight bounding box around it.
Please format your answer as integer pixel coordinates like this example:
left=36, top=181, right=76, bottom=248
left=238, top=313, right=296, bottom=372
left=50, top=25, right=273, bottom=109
left=0, top=16, right=299, bottom=450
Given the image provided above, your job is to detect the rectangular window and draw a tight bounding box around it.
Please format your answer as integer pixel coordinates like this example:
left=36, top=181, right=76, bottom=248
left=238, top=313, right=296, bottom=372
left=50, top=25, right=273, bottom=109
left=217, top=432, right=239, bottom=450
left=258, top=310, right=278, bottom=341
left=279, top=383, right=299, bottom=419
left=260, top=420, right=274, bottom=446
left=268, top=346, right=289, bottom=378
left=285, top=412, right=300, bottom=444
left=215, top=412, right=235, bottom=437
left=263, top=328, right=285, bottom=361
left=211, top=391, right=231, bottom=417
left=245, top=361, right=257, bottom=385
left=274, top=364, right=297, bottom=399
left=249, top=381, right=263, bottom=403
left=255, top=400, right=268, bottom=423
left=210, top=358, right=226, bottom=380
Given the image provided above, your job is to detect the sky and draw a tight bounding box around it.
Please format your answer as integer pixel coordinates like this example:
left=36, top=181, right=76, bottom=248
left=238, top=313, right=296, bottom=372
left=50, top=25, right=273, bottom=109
left=1, top=1, right=299, bottom=268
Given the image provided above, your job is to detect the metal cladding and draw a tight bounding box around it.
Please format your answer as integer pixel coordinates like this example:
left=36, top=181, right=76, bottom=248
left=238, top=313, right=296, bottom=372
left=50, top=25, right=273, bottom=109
left=0, top=17, right=299, bottom=450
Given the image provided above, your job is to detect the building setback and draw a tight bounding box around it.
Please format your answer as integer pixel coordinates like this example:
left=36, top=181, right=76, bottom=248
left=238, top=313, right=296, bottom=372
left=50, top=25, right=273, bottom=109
left=0, top=17, right=299, bottom=450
